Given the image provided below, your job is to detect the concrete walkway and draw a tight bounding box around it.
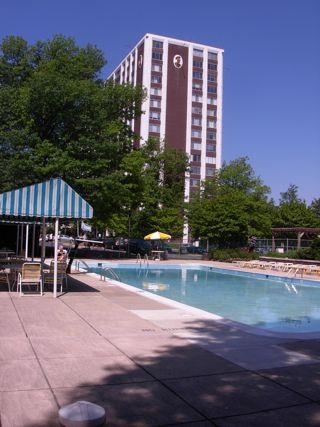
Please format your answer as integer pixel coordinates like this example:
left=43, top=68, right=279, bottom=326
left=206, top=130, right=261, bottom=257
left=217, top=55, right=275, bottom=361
left=1, top=262, right=320, bottom=426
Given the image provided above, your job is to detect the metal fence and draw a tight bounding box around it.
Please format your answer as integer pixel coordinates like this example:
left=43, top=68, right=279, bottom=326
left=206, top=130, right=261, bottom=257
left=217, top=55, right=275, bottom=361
left=256, top=238, right=312, bottom=254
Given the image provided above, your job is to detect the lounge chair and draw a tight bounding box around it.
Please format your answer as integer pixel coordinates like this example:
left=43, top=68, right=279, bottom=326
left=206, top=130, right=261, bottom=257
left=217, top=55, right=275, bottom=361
left=18, top=262, right=43, bottom=296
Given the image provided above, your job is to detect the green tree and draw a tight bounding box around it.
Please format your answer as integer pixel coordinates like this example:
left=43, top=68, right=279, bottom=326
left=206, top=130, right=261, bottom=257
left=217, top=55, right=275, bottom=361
left=310, top=198, right=320, bottom=219
left=279, top=184, right=301, bottom=205
left=187, top=157, right=272, bottom=248
left=273, top=185, right=320, bottom=229
left=108, top=139, right=188, bottom=238
left=0, top=35, right=146, bottom=223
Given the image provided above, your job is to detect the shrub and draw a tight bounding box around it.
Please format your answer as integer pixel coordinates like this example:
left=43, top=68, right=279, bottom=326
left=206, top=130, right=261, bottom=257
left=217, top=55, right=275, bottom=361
left=209, top=248, right=259, bottom=262
left=295, top=239, right=320, bottom=261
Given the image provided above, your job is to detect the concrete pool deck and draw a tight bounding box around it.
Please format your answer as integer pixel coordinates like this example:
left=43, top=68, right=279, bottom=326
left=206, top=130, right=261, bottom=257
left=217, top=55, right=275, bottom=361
left=1, top=259, right=320, bottom=426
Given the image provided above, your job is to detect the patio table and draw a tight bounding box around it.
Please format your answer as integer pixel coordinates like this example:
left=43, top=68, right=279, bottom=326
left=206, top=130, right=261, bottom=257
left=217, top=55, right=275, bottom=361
left=0, top=259, right=26, bottom=291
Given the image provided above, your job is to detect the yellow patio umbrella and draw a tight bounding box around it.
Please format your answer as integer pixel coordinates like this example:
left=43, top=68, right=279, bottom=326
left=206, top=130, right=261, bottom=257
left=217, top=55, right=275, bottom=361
left=144, top=231, right=171, bottom=240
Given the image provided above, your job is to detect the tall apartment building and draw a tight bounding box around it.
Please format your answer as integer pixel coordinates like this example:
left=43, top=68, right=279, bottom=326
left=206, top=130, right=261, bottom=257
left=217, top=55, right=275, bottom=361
left=108, top=33, right=224, bottom=242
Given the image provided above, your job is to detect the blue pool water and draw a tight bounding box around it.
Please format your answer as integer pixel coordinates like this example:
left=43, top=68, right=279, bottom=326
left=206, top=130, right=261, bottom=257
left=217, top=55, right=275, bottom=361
left=90, top=264, right=320, bottom=333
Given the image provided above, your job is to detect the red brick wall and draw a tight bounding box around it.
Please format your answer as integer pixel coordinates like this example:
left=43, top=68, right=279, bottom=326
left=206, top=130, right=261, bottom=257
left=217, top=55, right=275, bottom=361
left=165, top=44, right=189, bottom=150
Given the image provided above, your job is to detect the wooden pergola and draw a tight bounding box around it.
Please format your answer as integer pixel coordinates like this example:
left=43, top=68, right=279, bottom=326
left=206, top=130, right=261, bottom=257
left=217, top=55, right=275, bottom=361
left=271, top=227, right=320, bottom=251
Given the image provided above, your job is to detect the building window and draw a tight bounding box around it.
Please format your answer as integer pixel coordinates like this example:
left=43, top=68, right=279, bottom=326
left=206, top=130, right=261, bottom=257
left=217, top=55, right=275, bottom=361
left=206, top=167, right=215, bottom=177
left=192, top=117, right=202, bottom=126
left=207, top=97, right=217, bottom=105
left=207, top=109, right=216, bottom=117
left=150, top=99, right=161, bottom=108
left=150, top=87, right=162, bottom=96
left=152, top=52, right=163, bottom=60
left=191, top=130, right=202, bottom=138
left=190, top=166, right=201, bottom=175
left=207, top=131, right=216, bottom=140
left=208, top=52, right=218, bottom=60
left=208, top=74, right=216, bottom=82
left=152, top=63, right=162, bottom=72
left=192, top=106, right=202, bottom=114
left=192, top=82, right=202, bottom=90
left=191, top=179, right=200, bottom=187
left=151, top=75, right=162, bottom=84
left=193, top=60, right=203, bottom=68
left=192, top=154, right=201, bottom=162
left=208, top=86, right=217, bottom=94
left=150, top=111, right=160, bottom=120
left=191, top=142, right=201, bottom=150
left=149, top=124, right=160, bottom=133
left=206, top=156, right=216, bottom=164
left=153, top=40, right=163, bottom=49
left=208, top=63, right=217, bottom=71
left=193, top=71, right=203, bottom=79
left=193, top=48, right=203, bottom=57
left=207, top=120, right=216, bottom=129
left=206, top=143, right=216, bottom=152
left=192, top=94, right=202, bottom=103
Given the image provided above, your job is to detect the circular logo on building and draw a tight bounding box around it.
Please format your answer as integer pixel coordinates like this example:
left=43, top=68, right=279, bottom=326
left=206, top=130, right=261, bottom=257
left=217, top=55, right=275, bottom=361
left=173, top=54, right=183, bottom=69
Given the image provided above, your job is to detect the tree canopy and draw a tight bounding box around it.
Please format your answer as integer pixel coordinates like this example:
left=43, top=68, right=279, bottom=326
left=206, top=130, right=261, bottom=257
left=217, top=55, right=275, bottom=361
left=106, top=139, right=189, bottom=238
left=0, top=35, right=144, bottom=217
left=187, top=157, right=273, bottom=248
left=274, top=184, right=320, bottom=230
left=187, top=158, right=320, bottom=247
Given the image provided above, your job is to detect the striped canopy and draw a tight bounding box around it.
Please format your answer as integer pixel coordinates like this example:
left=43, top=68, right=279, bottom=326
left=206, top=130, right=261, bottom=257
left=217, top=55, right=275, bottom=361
left=0, top=178, right=93, bottom=219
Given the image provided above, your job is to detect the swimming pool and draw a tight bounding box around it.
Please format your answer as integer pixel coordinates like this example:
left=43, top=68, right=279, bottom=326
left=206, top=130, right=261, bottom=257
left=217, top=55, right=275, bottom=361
left=89, top=263, right=320, bottom=333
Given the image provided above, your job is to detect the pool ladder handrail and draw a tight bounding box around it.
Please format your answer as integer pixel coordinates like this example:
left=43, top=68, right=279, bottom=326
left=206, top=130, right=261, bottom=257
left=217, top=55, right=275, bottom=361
left=136, top=253, right=149, bottom=268
left=100, top=266, right=121, bottom=282
left=136, top=253, right=141, bottom=266
left=74, top=259, right=90, bottom=272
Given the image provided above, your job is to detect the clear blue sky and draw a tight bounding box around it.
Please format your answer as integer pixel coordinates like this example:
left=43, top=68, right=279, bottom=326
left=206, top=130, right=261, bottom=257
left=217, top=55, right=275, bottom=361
left=1, top=0, right=319, bottom=204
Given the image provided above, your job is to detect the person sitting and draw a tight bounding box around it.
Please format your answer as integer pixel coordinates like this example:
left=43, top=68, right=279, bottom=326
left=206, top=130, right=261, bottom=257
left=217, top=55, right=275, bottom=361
left=57, top=245, right=68, bottom=262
